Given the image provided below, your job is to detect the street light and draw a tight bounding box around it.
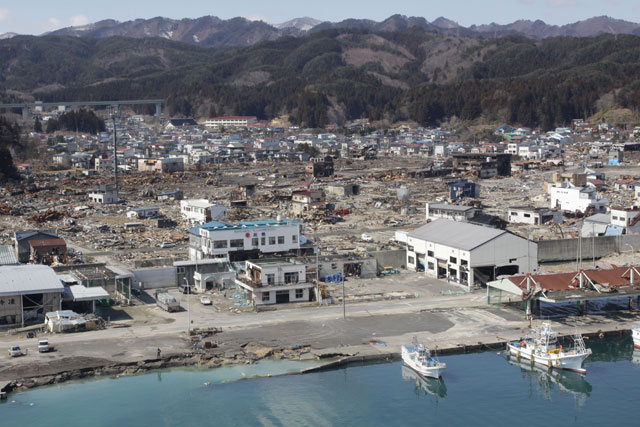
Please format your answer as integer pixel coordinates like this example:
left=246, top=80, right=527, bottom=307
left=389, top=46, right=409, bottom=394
left=184, top=278, right=191, bottom=336
left=625, top=243, right=636, bottom=266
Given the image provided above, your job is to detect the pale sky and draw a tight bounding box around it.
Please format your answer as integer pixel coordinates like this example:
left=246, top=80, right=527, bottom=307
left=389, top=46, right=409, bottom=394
left=1, top=0, right=639, bottom=35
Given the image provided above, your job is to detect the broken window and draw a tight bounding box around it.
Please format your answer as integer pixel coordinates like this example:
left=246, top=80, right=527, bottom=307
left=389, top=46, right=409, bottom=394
left=269, top=237, right=276, bottom=245
left=266, top=274, right=275, bottom=285
left=214, top=240, right=228, bottom=249
left=278, top=236, right=285, bottom=244
left=262, top=293, right=270, bottom=302
left=261, top=237, right=266, bottom=245
left=252, top=238, right=259, bottom=247
left=408, top=256, right=415, bottom=264
left=295, top=289, right=304, bottom=298
left=230, top=239, right=244, bottom=248
left=284, top=272, right=299, bottom=284
left=292, top=235, right=298, bottom=243
left=427, top=250, right=434, bottom=257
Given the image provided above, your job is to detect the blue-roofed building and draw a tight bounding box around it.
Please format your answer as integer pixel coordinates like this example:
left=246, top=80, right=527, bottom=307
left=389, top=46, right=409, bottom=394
left=188, top=218, right=312, bottom=261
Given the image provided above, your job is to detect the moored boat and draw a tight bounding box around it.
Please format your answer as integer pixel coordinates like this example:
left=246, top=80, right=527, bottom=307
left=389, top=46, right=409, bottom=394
left=632, top=328, right=640, bottom=349
left=401, top=340, right=446, bottom=379
left=401, top=365, right=447, bottom=398
left=507, top=322, right=591, bottom=374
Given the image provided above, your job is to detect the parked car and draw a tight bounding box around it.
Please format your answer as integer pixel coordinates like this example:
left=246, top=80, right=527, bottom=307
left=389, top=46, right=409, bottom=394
left=38, top=340, right=51, bottom=353
left=8, top=345, right=23, bottom=357
left=200, top=295, right=212, bottom=305
left=160, top=242, right=176, bottom=248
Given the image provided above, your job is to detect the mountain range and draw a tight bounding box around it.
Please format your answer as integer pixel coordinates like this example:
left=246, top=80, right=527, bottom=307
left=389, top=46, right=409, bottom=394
left=1, top=14, right=639, bottom=47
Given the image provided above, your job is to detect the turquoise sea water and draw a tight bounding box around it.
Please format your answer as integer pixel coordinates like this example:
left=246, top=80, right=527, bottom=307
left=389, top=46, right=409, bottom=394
left=2, top=336, right=639, bottom=427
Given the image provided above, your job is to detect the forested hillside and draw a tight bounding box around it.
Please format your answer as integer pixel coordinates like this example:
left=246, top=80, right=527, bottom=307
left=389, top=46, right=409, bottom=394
left=2, top=29, right=640, bottom=129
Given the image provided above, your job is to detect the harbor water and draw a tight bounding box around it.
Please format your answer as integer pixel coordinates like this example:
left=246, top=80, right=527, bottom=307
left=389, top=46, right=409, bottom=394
left=2, top=336, right=640, bottom=426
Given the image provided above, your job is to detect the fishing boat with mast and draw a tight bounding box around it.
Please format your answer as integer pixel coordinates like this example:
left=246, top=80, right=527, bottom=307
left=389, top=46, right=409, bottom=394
left=401, top=338, right=446, bottom=379
left=507, top=322, right=591, bottom=374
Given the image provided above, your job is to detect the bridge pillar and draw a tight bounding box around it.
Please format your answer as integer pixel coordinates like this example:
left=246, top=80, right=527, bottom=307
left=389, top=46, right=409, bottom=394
left=22, top=107, right=29, bottom=121
left=155, top=103, right=162, bottom=117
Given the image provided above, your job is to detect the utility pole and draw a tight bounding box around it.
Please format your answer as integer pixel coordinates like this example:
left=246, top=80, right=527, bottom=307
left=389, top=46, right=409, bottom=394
left=592, top=224, right=595, bottom=268
left=314, top=228, right=320, bottom=306
left=185, top=275, right=192, bottom=336
left=342, top=268, right=346, bottom=319
left=111, top=108, right=119, bottom=199
left=527, top=228, right=530, bottom=274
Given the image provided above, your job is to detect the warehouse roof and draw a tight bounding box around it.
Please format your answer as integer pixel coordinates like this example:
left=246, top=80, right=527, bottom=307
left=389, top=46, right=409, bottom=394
left=0, top=265, right=64, bottom=296
left=427, top=203, right=477, bottom=212
left=62, top=285, right=109, bottom=302
left=407, top=219, right=507, bottom=251
left=0, top=245, right=18, bottom=265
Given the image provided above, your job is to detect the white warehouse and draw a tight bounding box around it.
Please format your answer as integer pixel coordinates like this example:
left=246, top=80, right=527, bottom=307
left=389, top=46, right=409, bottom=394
left=406, top=219, right=537, bottom=288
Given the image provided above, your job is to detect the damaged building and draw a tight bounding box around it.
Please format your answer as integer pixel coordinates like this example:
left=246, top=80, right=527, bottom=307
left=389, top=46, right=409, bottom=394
left=0, top=264, right=64, bottom=327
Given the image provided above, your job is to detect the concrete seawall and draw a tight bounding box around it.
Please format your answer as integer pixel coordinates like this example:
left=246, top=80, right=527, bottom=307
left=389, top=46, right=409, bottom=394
left=300, top=328, right=630, bottom=374
left=537, top=234, right=640, bottom=263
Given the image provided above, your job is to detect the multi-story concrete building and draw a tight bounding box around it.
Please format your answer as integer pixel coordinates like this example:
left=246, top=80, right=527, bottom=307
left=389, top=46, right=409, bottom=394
left=137, top=157, right=184, bottom=173
left=88, top=185, right=118, bottom=204
left=188, top=218, right=306, bottom=261
left=291, top=190, right=326, bottom=216
left=549, top=184, right=608, bottom=214
left=180, top=199, right=227, bottom=225
left=236, top=259, right=313, bottom=305
left=204, top=116, right=257, bottom=128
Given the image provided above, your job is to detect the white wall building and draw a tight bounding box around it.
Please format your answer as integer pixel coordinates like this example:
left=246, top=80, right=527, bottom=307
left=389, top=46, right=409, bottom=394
left=426, top=203, right=479, bottom=222
left=507, top=207, right=562, bottom=225
left=188, top=219, right=303, bottom=260
left=236, top=259, right=313, bottom=305
left=610, top=207, right=640, bottom=230
left=204, top=116, right=257, bottom=128
left=88, top=185, right=118, bottom=204
left=126, top=207, right=160, bottom=219
left=406, top=219, right=537, bottom=288
left=550, top=184, right=608, bottom=214
left=180, top=199, right=227, bottom=225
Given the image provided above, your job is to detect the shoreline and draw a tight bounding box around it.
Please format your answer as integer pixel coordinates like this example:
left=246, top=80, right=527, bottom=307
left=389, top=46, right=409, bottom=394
left=1, top=327, right=631, bottom=398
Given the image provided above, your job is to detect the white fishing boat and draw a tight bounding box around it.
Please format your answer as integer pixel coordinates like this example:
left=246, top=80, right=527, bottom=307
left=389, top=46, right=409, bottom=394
left=507, top=322, right=591, bottom=374
left=632, top=328, right=640, bottom=349
left=401, top=365, right=447, bottom=398
left=401, top=339, right=446, bottom=379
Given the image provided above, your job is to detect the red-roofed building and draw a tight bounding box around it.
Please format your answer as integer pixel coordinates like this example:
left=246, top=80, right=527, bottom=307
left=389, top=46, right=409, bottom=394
left=488, top=265, right=640, bottom=316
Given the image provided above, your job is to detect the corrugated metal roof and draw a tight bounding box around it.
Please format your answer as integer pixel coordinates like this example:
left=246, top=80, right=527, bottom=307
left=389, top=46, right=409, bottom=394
left=0, top=265, right=64, bottom=296
left=584, top=213, right=610, bottom=224
left=0, top=245, right=18, bottom=265
left=428, top=203, right=475, bottom=212
left=174, top=259, right=228, bottom=267
left=63, top=285, right=109, bottom=302
left=407, top=219, right=506, bottom=251
left=29, top=238, right=66, bottom=248
left=506, top=265, right=633, bottom=291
